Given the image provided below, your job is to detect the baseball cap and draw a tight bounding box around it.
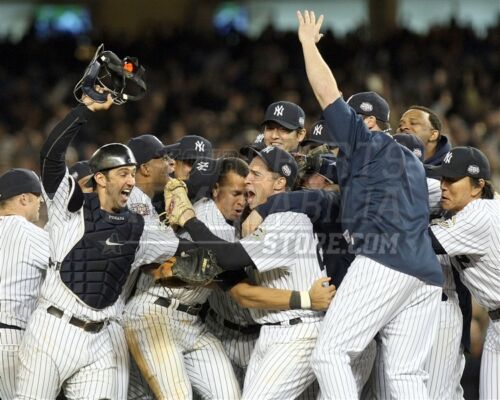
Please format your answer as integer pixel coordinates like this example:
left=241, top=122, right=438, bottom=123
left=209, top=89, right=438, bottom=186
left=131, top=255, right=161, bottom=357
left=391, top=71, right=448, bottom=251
left=427, top=146, right=491, bottom=180
left=164, top=135, right=213, bottom=161
left=186, top=157, right=222, bottom=202
left=248, top=146, right=298, bottom=188
left=69, top=161, right=92, bottom=181
left=0, top=168, right=42, bottom=201
left=347, top=91, right=390, bottom=123
left=393, top=133, right=425, bottom=162
left=317, top=154, right=338, bottom=184
left=239, top=134, right=266, bottom=159
left=127, top=134, right=168, bottom=165
left=262, top=101, right=305, bottom=130
left=301, top=120, right=336, bottom=147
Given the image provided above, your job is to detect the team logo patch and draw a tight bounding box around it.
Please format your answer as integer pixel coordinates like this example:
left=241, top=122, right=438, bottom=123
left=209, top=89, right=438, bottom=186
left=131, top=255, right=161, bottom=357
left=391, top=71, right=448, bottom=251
left=281, top=164, right=291, bottom=176
left=262, top=146, right=274, bottom=154
left=360, top=102, right=373, bottom=112
left=437, top=215, right=457, bottom=228
left=255, top=133, right=264, bottom=143
left=251, top=226, right=266, bottom=240
left=298, top=117, right=305, bottom=126
left=129, top=203, right=150, bottom=216
left=467, top=165, right=480, bottom=175
left=413, top=148, right=423, bottom=159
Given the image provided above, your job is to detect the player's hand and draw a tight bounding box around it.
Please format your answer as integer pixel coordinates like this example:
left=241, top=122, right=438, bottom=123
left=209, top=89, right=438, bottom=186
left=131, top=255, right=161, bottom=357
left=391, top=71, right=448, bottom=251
left=82, top=86, right=113, bottom=112
left=242, top=210, right=263, bottom=237
left=309, top=277, right=335, bottom=311
left=149, top=257, right=176, bottom=281
left=297, top=10, right=324, bottom=45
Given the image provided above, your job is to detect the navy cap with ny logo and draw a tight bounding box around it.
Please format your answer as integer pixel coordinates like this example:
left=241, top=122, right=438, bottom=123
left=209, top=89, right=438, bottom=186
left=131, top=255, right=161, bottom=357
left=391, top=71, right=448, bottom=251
left=427, top=146, right=491, bottom=180
left=262, top=101, right=305, bottom=130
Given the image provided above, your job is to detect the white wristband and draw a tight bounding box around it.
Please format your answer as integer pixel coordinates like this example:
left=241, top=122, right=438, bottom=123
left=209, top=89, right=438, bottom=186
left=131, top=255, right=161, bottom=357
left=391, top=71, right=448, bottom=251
left=300, top=291, right=311, bottom=309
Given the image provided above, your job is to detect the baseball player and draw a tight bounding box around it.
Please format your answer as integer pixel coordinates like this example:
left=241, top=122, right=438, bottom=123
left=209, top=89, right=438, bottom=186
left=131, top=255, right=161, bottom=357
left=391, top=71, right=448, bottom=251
left=362, top=133, right=468, bottom=400
left=15, top=94, right=183, bottom=400
left=397, top=105, right=451, bottom=165
left=297, top=11, right=443, bottom=399
left=427, top=146, right=499, bottom=399
left=123, top=148, right=240, bottom=398
left=165, top=135, right=213, bottom=180
left=166, top=146, right=328, bottom=399
left=261, top=101, right=307, bottom=152
left=0, top=169, right=48, bottom=400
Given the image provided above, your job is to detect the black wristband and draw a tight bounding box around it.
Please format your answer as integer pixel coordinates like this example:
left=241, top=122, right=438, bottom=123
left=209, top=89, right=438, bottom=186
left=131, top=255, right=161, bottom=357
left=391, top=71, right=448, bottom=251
left=289, top=290, right=301, bottom=310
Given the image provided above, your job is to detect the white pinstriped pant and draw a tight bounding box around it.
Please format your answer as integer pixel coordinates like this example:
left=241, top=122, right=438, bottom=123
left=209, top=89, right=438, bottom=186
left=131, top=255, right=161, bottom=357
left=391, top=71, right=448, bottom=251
left=242, top=320, right=321, bottom=400
left=312, top=256, right=441, bottom=399
left=15, top=306, right=116, bottom=400
left=124, top=300, right=240, bottom=400
left=362, top=291, right=465, bottom=399
left=0, top=328, right=23, bottom=400
left=480, top=319, right=500, bottom=399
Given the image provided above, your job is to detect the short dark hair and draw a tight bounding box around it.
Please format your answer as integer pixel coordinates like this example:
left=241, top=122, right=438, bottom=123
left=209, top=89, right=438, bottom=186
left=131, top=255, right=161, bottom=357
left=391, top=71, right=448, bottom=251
left=218, top=157, right=249, bottom=186
left=471, top=178, right=496, bottom=200
left=376, top=119, right=391, bottom=132
left=408, top=105, right=442, bottom=134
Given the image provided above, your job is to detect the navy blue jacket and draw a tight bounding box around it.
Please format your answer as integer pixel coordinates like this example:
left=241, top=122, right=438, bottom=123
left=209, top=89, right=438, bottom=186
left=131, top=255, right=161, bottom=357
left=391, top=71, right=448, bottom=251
left=425, top=135, right=451, bottom=166
left=323, top=98, right=443, bottom=286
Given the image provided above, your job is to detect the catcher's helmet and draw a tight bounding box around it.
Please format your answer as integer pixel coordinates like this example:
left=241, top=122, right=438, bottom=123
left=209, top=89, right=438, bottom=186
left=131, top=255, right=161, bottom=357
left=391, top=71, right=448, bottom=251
left=86, top=143, right=137, bottom=187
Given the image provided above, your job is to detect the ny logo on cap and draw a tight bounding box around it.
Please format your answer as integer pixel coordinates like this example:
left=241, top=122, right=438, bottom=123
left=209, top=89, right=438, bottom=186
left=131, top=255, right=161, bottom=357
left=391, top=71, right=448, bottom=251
left=195, top=141, right=205, bottom=152
left=443, top=152, right=453, bottom=164
left=196, top=161, right=209, bottom=171
left=255, top=133, right=264, bottom=143
left=413, top=149, right=423, bottom=159
left=261, top=147, right=274, bottom=154
left=313, top=125, right=323, bottom=136
left=274, top=105, right=284, bottom=117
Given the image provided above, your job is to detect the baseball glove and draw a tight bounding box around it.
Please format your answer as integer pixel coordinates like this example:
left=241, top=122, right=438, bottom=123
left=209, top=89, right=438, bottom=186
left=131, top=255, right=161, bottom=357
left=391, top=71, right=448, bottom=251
left=164, top=178, right=195, bottom=226
left=170, top=248, right=224, bottom=286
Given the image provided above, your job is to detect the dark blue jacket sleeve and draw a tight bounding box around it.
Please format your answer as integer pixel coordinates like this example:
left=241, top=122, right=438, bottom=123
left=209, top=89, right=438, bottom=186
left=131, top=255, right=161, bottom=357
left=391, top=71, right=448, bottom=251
left=40, top=105, right=92, bottom=198
left=322, top=98, right=372, bottom=159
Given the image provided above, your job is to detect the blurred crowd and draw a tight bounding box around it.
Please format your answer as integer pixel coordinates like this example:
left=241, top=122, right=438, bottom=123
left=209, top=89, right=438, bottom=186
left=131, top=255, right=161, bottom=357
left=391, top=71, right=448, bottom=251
left=0, top=19, right=498, bottom=398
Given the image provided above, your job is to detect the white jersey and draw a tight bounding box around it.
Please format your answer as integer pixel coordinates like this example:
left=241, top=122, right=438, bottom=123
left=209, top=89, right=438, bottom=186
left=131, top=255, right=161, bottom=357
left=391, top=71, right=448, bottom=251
left=0, top=216, right=49, bottom=328
left=240, top=211, right=325, bottom=324
left=41, top=172, right=179, bottom=321
left=431, top=199, right=500, bottom=310
left=427, top=177, right=442, bottom=216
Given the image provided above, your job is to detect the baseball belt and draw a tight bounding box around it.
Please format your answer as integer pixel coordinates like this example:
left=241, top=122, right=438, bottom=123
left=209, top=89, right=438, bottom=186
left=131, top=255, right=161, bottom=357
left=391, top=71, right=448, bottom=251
left=263, top=317, right=303, bottom=327
left=154, top=296, right=202, bottom=316
left=208, top=308, right=261, bottom=335
left=488, top=309, right=500, bottom=321
left=0, top=322, right=23, bottom=330
left=46, top=306, right=106, bottom=333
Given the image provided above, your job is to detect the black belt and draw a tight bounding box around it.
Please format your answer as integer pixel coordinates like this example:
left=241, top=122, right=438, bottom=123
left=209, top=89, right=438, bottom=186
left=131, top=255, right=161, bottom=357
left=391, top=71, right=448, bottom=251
left=154, top=297, right=202, bottom=316
left=488, top=309, right=500, bottom=321
left=208, top=309, right=261, bottom=335
left=263, top=317, right=303, bottom=326
left=46, top=306, right=105, bottom=333
left=0, top=322, right=23, bottom=330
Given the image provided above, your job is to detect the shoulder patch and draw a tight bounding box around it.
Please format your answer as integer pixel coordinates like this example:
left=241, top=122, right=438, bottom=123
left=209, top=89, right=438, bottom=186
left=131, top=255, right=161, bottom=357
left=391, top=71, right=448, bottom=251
left=129, top=203, right=150, bottom=216
left=250, top=226, right=266, bottom=240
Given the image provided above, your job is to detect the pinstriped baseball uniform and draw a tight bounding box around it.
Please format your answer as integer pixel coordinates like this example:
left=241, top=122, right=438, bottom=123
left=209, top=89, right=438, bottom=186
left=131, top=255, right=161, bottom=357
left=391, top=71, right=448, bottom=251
left=363, top=253, right=465, bottom=400
left=0, top=216, right=49, bottom=399
left=431, top=199, right=500, bottom=399
left=124, top=195, right=240, bottom=399
left=427, top=177, right=442, bottom=217
left=238, top=211, right=325, bottom=399
left=16, top=172, right=179, bottom=400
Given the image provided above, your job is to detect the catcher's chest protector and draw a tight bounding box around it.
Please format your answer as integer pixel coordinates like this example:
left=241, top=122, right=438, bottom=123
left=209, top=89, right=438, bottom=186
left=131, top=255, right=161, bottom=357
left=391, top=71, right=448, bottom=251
left=59, top=193, right=144, bottom=309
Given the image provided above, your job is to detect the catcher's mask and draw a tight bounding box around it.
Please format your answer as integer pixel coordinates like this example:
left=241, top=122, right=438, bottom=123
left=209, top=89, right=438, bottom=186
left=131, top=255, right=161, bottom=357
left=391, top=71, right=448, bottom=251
left=74, top=44, right=146, bottom=105
left=86, top=143, right=137, bottom=187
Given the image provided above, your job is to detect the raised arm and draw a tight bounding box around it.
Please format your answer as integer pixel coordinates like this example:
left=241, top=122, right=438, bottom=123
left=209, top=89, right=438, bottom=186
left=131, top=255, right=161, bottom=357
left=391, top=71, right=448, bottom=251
left=40, top=94, right=113, bottom=198
left=297, top=10, right=340, bottom=109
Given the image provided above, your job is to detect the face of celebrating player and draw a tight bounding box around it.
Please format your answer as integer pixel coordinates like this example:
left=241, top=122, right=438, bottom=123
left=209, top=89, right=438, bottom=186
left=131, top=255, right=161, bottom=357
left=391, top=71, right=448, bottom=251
left=213, top=171, right=247, bottom=222
left=440, top=176, right=484, bottom=213
left=95, top=166, right=136, bottom=212
left=397, top=109, right=438, bottom=146
left=245, top=156, right=286, bottom=209
left=263, top=122, right=306, bottom=152
left=148, top=156, right=171, bottom=191
left=25, top=193, right=42, bottom=222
